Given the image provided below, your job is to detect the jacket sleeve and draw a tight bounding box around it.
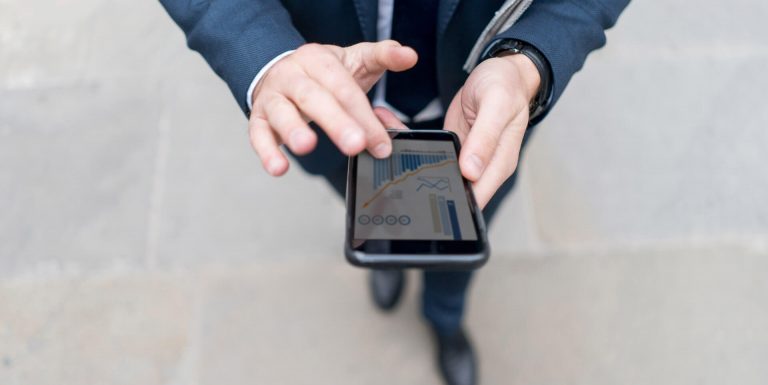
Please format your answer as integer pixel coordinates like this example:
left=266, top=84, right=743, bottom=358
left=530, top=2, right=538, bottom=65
left=159, top=0, right=306, bottom=114
left=494, top=0, right=630, bottom=118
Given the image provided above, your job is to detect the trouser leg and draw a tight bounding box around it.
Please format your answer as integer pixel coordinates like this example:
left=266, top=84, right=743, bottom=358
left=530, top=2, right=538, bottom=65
left=420, top=118, right=536, bottom=335
left=421, top=171, right=519, bottom=335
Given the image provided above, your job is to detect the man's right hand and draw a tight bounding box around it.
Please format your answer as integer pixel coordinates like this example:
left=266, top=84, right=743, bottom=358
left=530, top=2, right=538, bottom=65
left=248, top=41, right=418, bottom=176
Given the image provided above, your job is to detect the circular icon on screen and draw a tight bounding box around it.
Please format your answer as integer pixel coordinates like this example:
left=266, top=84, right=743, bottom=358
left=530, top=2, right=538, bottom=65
left=398, top=215, right=411, bottom=225
left=357, top=215, right=371, bottom=225
left=372, top=215, right=384, bottom=225
left=385, top=215, right=398, bottom=225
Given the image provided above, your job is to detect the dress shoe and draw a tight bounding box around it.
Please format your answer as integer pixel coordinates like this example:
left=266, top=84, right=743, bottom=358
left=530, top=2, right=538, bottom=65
left=434, top=327, right=477, bottom=385
left=369, top=269, right=405, bottom=311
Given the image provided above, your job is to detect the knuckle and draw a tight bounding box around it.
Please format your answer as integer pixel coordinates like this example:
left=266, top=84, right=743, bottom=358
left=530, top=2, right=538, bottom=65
left=264, top=65, right=298, bottom=92
left=260, top=93, right=279, bottom=110
left=472, top=132, right=498, bottom=151
left=249, top=104, right=269, bottom=125
left=295, top=91, right=311, bottom=107
left=366, top=128, right=387, bottom=143
left=247, top=121, right=258, bottom=138
left=258, top=93, right=283, bottom=117
left=354, top=41, right=374, bottom=51
left=294, top=87, right=316, bottom=106
left=377, top=40, right=398, bottom=48
left=326, top=109, right=349, bottom=127
left=266, top=110, right=289, bottom=132
left=320, top=58, right=336, bottom=73
left=292, top=81, right=316, bottom=104
left=474, top=151, right=493, bottom=167
left=505, top=157, right=519, bottom=176
left=297, top=43, right=324, bottom=56
left=335, top=84, right=360, bottom=105
left=273, top=110, right=304, bottom=134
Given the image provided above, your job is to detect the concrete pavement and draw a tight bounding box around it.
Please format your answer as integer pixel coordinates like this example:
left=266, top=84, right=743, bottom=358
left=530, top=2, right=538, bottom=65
left=1, top=0, right=767, bottom=384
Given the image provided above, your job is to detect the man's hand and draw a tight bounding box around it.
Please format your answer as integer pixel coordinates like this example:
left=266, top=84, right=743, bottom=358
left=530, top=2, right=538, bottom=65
left=444, top=54, right=541, bottom=209
left=249, top=41, right=418, bottom=176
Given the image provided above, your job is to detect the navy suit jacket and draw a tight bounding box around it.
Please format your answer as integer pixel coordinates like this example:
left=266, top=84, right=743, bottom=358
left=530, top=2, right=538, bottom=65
left=160, top=0, right=629, bottom=118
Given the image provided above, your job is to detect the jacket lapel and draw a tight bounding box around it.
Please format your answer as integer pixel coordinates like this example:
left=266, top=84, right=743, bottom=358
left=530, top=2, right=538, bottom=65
left=353, top=0, right=461, bottom=42
left=352, top=0, right=378, bottom=41
left=437, top=0, right=461, bottom=38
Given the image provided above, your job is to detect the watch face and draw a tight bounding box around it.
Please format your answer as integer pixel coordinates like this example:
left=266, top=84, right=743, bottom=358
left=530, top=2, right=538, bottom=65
left=488, top=39, right=525, bottom=58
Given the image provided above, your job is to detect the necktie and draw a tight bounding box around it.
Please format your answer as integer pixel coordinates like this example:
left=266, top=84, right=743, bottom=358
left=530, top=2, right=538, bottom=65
left=385, top=0, right=440, bottom=119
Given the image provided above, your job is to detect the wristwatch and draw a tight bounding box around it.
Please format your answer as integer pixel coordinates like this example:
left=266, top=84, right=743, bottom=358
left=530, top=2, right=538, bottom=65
left=479, top=39, right=553, bottom=122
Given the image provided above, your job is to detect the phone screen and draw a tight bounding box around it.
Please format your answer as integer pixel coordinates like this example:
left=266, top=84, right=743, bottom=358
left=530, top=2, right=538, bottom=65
left=353, top=138, right=479, bottom=241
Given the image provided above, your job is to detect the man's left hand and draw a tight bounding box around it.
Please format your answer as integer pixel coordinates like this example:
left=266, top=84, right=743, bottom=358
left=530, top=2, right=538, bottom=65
left=445, top=54, right=541, bottom=209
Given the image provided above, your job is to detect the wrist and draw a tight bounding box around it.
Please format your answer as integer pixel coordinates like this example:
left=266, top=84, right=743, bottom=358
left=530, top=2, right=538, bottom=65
left=480, top=39, right=553, bottom=121
left=498, top=53, right=541, bottom=103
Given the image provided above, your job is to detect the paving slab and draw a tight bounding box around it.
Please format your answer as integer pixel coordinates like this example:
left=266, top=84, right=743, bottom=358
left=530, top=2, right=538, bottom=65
left=2, top=0, right=768, bottom=384
left=2, top=248, right=767, bottom=385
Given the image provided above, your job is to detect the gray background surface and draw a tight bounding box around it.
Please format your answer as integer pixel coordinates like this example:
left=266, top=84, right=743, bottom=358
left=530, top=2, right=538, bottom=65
left=1, top=1, right=767, bottom=384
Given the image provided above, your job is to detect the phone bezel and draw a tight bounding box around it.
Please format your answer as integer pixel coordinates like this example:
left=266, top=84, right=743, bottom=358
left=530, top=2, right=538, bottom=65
left=344, top=129, right=489, bottom=269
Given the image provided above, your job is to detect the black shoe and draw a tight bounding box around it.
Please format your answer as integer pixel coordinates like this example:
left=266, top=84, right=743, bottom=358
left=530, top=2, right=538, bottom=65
left=433, top=327, right=477, bottom=385
left=369, top=269, right=405, bottom=311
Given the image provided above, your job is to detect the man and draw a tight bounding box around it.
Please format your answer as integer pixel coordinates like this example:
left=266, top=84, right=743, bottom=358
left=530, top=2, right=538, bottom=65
left=160, top=1, right=629, bottom=384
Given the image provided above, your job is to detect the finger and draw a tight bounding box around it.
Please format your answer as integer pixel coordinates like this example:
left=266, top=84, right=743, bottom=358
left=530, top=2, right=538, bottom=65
left=459, top=90, right=519, bottom=181
left=262, top=94, right=317, bottom=156
left=373, top=106, right=408, bottom=129
left=279, top=77, right=366, bottom=156
left=471, top=121, right=525, bottom=209
left=248, top=116, right=289, bottom=176
left=343, top=40, right=418, bottom=89
left=302, top=50, right=391, bottom=158
left=365, top=40, right=418, bottom=72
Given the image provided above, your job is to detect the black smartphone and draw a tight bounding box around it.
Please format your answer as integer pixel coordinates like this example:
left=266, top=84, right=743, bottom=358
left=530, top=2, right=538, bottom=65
left=345, top=129, right=489, bottom=269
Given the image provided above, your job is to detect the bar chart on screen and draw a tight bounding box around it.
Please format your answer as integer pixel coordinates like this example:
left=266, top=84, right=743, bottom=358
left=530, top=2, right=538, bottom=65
left=354, top=139, right=478, bottom=241
left=364, top=149, right=456, bottom=208
left=372, top=149, right=454, bottom=190
left=428, top=193, right=462, bottom=240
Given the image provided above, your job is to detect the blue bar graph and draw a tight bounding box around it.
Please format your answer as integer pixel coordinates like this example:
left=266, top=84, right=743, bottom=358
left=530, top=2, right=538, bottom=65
left=446, top=200, right=462, bottom=240
left=437, top=196, right=452, bottom=236
left=372, top=150, right=454, bottom=189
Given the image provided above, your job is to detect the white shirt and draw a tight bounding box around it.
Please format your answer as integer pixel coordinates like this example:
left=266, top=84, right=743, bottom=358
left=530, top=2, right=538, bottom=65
left=246, top=0, right=443, bottom=123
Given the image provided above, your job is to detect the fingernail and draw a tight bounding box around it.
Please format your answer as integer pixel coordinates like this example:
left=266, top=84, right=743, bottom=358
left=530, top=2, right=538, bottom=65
left=467, top=154, right=485, bottom=178
left=342, top=129, right=364, bottom=150
left=267, top=158, right=283, bottom=175
left=373, top=142, right=391, bottom=158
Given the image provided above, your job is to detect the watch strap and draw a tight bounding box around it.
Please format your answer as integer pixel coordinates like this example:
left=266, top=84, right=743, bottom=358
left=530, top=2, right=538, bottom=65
left=480, top=39, right=553, bottom=121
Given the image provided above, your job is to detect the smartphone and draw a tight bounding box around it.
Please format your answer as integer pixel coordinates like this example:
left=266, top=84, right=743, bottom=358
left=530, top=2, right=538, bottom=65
left=345, top=129, right=489, bottom=269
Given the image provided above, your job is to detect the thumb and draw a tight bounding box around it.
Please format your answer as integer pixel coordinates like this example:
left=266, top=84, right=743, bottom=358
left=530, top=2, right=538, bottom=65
left=344, top=40, right=418, bottom=90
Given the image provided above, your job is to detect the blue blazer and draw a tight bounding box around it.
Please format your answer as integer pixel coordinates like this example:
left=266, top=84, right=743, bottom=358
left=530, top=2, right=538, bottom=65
left=160, top=0, right=629, bottom=117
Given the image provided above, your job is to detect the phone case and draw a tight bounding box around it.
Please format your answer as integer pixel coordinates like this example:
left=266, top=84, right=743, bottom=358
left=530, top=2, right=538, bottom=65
left=344, top=130, right=489, bottom=269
